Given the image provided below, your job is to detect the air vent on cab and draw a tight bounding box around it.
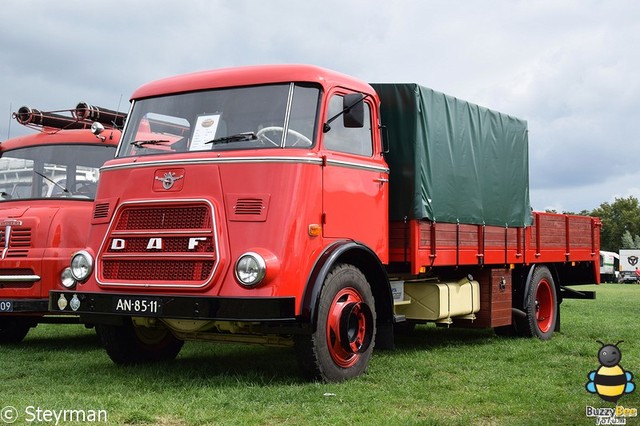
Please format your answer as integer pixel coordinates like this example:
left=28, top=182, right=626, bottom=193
left=94, top=203, right=110, bottom=219
left=92, top=198, right=118, bottom=224
left=225, top=194, right=270, bottom=222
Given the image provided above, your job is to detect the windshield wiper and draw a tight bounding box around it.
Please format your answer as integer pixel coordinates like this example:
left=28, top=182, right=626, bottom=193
left=34, top=170, right=71, bottom=195
left=205, top=132, right=257, bottom=145
left=130, top=139, right=170, bottom=148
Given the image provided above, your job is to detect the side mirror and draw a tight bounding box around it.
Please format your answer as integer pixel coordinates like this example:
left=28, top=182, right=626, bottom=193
left=343, top=93, right=364, bottom=128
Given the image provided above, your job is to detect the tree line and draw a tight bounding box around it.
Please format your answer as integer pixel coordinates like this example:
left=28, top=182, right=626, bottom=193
left=547, top=196, right=640, bottom=252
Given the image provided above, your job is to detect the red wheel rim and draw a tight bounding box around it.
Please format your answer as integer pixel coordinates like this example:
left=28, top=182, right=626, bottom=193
left=326, top=287, right=372, bottom=368
left=535, top=279, right=554, bottom=333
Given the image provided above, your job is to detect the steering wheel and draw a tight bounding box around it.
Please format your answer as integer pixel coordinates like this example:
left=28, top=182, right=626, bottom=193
left=75, top=182, right=98, bottom=197
left=256, top=126, right=313, bottom=147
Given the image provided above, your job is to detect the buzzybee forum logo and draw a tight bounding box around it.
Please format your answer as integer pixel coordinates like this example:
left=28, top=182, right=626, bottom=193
left=585, top=341, right=637, bottom=424
left=586, top=341, right=635, bottom=403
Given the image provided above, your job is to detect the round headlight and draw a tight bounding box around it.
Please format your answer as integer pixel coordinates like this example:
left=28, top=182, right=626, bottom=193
left=235, top=252, right=266, bottom=287
left=60, top=267, right=76, bottom=289
left=70, top=250, right=93, bottom=281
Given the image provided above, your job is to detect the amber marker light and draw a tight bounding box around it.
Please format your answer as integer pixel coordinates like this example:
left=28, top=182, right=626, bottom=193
left=308, top=224, right=322, bottom=237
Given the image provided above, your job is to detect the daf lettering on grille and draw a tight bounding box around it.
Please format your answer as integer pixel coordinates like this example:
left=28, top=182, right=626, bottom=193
left=100, top=202, right=217, bottom=287
left=110, top=237, right=206, bottom=251
left=155, top=172, right=184, bottom=190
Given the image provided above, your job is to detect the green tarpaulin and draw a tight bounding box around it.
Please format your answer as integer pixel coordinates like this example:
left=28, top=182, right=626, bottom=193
left=371, top=83, right=531, bottom=227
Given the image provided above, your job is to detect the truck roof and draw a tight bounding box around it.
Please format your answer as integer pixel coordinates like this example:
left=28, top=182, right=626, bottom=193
left=1, top=129, right=120, bottom=151
left=131, top=64, right=377, bottom=100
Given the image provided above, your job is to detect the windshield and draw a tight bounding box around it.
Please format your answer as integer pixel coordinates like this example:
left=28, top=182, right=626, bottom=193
left=0, top=144, right=116, bottom=200
left=117, top=83, right=320, bottom=158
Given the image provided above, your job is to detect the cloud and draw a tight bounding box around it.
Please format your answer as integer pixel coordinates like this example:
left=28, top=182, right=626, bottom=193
left=1, top=0, right=639, bottom=212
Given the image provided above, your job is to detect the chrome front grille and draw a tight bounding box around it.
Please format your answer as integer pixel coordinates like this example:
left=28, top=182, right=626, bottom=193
left=0, top=227, right=31, bottom=258
left=115, top=206, right=210, bottom=230
left=102, top=259, right=215, bottom=281
left=99, top=201, right=217, bottom=286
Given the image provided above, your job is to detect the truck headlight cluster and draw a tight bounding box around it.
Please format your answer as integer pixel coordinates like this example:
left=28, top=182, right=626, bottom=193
left=70, top=250, right=94, bottom=281
left=60, top=267, right=76, bottom=289
left=235, top=252, right=266, bottom=287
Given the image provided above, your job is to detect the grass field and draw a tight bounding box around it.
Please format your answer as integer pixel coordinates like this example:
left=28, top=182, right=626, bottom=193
left=1, top=284, right=639, bottom=425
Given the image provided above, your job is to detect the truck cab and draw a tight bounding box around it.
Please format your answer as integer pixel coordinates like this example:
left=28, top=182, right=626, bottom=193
left=0, top=105, right=121, bottom=343
left=51, top=65, right=391, bottom=381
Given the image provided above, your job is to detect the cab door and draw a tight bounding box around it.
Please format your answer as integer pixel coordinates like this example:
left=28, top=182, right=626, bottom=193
left=321, top=92, right=389, bottom=262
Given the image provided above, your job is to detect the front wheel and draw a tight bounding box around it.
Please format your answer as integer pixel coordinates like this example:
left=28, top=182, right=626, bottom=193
left=0, top=317, right=34, bottom=344
left=295, top=264, right=376, bottom=382
left=522, top=266, right=557, bottom=340
left=96, top=318, right=184, bottom=364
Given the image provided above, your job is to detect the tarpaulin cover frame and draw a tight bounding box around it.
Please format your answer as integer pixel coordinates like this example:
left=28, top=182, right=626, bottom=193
left=372, top=83, right=532, bottom=227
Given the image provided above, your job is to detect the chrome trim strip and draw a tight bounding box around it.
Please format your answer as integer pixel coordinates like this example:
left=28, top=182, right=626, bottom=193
left=101, top=254, right=214, bottom=260
left=325, top=159, right=390, bottom=173
left=0, top=275, right=41, bottom=282
left=109, top=230, right=210, bottom=236
left=102, top=156, right=324, bottom=172
left=102, top=156, right=390, bottom=174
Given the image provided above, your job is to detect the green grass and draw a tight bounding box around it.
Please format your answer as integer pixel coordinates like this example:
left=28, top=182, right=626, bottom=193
left=1, top=284, right=640, bottom=425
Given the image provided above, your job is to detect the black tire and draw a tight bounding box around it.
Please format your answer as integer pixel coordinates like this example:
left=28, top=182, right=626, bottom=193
left=0, top=317, right=34, bottom=344
left=295, top=264, right=376, bottom=382
left=96, top=318, right=184, bottom=364
left=521, top=266, right=557, bottom=340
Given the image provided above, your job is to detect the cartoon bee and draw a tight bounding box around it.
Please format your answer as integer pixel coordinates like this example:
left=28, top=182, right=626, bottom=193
left=586, top=340, right=635, bottom=403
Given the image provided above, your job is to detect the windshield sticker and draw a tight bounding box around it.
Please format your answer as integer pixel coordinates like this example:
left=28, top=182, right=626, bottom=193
left=190, top=114, right=221, bottom=151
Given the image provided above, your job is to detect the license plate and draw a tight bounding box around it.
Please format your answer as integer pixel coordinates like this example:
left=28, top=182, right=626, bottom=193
left=113, top=296, right=162, bottom=314
left=0, top=300, right=12, bottom=312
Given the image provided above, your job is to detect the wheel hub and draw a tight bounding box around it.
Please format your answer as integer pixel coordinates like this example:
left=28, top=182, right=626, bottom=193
left=326, top=287, right=374, bottom=368
left=339, top=301, right=373, bottom=354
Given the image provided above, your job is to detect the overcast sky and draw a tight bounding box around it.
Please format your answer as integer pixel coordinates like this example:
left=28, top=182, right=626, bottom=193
left=1, top=0, right=639, bottom=213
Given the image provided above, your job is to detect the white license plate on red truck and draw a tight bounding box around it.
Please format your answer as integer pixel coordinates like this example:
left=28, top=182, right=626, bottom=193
left=113, top=296, right=162, bottom=314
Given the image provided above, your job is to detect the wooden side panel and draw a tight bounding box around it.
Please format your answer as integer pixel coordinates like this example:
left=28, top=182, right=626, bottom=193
left=472, top=268, right=512, bottom=328
left=389, top=211, right=599, bottom=273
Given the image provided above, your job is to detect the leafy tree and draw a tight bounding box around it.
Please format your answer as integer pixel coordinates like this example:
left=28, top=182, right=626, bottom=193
left=621, top=230, right=636, bottom=249
left=590, top=196, right=640, bottom=252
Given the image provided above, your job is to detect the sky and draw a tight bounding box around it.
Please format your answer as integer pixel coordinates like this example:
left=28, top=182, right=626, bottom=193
left=1, top=0, right=639, bottom=213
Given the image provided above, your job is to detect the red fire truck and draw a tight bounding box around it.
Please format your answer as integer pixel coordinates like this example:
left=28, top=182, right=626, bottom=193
left=0, top=104, right=122, bottom=343
left=50, top=65, right=599, bottom=381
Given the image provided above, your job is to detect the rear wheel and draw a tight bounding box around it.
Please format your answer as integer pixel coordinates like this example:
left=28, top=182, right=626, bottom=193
left=522, top=266, right=557, bottom=340
left=96, top=318, right=184, bottom=364
left=295, top=264, right=376, bottom=382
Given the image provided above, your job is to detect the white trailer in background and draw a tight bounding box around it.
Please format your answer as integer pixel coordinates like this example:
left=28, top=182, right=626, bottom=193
left=618, top=249, right=640, bottom=283
left=599, top=251, right=619, bottom=283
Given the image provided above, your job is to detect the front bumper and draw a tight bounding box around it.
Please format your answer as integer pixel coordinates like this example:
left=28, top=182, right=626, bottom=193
left=49, top=291, right=297, bottom=322
left=0, top=298, right=49, bottom=314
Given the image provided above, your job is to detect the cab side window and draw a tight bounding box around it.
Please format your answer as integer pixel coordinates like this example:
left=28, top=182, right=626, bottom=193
left=324, top=95, right=373, bottom=156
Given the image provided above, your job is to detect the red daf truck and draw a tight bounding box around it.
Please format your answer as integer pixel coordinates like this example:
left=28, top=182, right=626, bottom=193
left=50, top=65, right=599, bottom=381
left=0, top=104, right=122, bottom=343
